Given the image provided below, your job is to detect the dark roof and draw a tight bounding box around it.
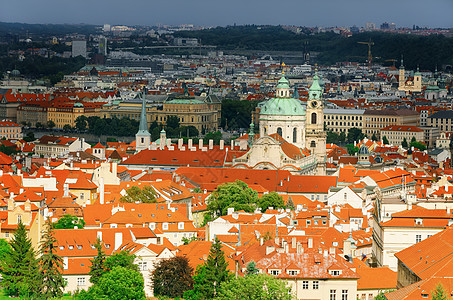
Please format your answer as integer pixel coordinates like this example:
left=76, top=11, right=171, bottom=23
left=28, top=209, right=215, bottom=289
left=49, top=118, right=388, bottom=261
left=428, top=110, right=453, bottom=120
left=364, top=109, right=418, bottom=116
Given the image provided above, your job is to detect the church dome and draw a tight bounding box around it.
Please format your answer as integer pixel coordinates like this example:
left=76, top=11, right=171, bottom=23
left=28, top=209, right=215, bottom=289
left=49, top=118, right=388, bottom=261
left=276, top=76, right=290, bottom=89
left=358, top=145, right=370, bottom=155
left=74, top=102, right=84, bottom=108
left=260, top=97, right=305, bottom=116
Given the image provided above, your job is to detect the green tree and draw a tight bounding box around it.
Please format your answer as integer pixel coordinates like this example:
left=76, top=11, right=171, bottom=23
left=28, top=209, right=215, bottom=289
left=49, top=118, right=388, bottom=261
left=207, top=180, right=259, bottom=217
left=39, top=220, right=65, bottom=298
left=182, top=236, right=199, bottom=245
left=432, top=283, right=449, bottom=300
left=53, top=214, right=85, bottom=229
left=119, top=185, right=157, bottom=203
left=347, top=127, right=365, bottom=143
left=79, top=266, right=146, bottom=300
left=257, top=192, right=285, bottom=212
left=75, top=115, right=88, bottom=131
left=184, top=238, right=232, bottom=299
left=0, top=221, right=40, bottom=298
left=204, top=131, right=222, bottom=145
left=151, top=256, right=194, bottom=298
left=35, top=122, right=43, bottom=129
left=339, top=131, right=346, bottom=144
left=89, top=238, right=106, bottom=285
left=217, top=274, right=293, bottom=300
left=104, top=250, right=138, bottom=272
left=47, top=120, right=56, bottom=129
left=382, top=136, right=389, bottom=145
left=63, top=124, right=72, bottom=132
left=346, top=144, right=359, bottom=155
left=166, top=115, right=180, bottom=129
left=411, top=136, right=417, bottom=143
left=371, top=133, right=378, bottom=141
left=374, top=292, right=387, bottom=300
left=286, top=196, right=295, bottom=211
left=24, top=132, right=35, bottom=142
left=402, top=137, right=408, bottom=148
left=410, top=141, right=427, bottom=151
left=245, top=261, right=259, bottom=276
left=0, top=238, right=11, bottom=261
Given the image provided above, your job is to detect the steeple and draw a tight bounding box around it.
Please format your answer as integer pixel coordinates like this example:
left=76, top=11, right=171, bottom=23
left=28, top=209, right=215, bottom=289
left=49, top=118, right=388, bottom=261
left=138, top=90, right=150, bottom=134
left=248, top=121, right=255, bottom=146
left=308, top=70, right=322, bottom=100
left=135, top=90, right=151, bottom=153
left=276, top=66, right=290, bottom=98
left=400, top=55, right=405, bottom=69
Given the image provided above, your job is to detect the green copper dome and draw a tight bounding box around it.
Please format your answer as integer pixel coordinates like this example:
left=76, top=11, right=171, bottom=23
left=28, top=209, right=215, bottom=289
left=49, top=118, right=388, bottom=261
left=309, top=73, right=322, bottom=92
left=276, top=75, right=290, bottom=89
left=260, top=97, right=305, bottom=116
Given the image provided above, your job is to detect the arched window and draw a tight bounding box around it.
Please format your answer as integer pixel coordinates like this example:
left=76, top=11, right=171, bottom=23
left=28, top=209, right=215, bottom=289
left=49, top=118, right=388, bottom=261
left=310, top=140, right=316, bottom=148
left=293, top=128, right=297, bottom=143
left=311, top=112, right=317, bottom=124
left=277, top=127, right=283, bottom=137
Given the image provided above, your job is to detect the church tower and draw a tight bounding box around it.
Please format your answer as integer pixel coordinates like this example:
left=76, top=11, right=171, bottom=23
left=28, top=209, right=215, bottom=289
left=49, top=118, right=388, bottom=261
left=414, top=66, right=422, bottom=92
left=398, top=57, right=405, bottom=90
left=135, top=91, right=151, bottom=153
left=305, top=71, right=326, bottom=175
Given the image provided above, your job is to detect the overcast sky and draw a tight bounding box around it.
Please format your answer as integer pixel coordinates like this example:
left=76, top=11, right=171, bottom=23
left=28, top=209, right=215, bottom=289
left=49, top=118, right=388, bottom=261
left=1, top=0, right=452, bottom=28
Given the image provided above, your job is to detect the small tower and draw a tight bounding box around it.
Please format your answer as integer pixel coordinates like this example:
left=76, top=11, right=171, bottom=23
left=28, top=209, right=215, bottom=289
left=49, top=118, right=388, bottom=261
left=135, top=91, right=151, bottom=153
left=305, top=70, right=327, bottom=175
left=414, top=66, right=422, bottom=92
left=398, top=56, right=405, bottom=89
left=276, top=75, right=290, bottom=98
left=248, top=122, right=255, bottom=147
left=159, top=129, right=166, bottom=150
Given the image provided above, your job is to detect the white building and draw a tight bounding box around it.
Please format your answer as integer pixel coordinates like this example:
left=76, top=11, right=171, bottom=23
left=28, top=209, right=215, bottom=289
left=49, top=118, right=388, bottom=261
left=72, top=40, right=87, bottom=58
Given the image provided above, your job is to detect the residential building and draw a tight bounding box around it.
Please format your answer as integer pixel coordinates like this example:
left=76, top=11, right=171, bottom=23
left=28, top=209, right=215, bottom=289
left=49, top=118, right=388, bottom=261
left=34, top=136, right=91, bottom=157
left=0, top=120, right=22, bottom=139
left=372, top=206, right=453, bottom=271
left=380, top=125, right=424, bottom=146
left=324, top=108, right=365, bottom=133
left=72, top=40, right=87, bottom=58
left=363, top=109, right=419, bottom=138
left=428, top=110, right=453, bottom=132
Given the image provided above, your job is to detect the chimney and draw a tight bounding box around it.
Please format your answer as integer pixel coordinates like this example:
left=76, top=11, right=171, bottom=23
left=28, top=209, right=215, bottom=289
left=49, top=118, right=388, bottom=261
left=209, top=139, right=213, bottom=150
left=99, top=177, right=105, bottom=204
left=97, top=231, right=102, bottom=241
left=178, top=139, right=183, bottom=149
left=231, top=140, right=234, bottom=150
left=63, top=183, right=69, bottom=197
left=291, top=237, right=296, bottom=249
left=329, top=247, right=336, bottom=255
left=260, top=236, right=264, bottom=246
left=308, top=237, right=313, bottom=248
left=63, top=257, right=68, bottom=270
left=114, top=232, right=123, bottom=250
left=24, top=200, right=31, bottom=212
left=188, top=139, right=193, bottom=149
left=220, top=140, right=224, bottom=150
left=323, top=250, right=328, bottom=257
left=7, top=198, right=14, bottom=211
left=227, top=207, right=234, bottom=215
left=112, top=162, right=117, bottom=176
left=296, top=242, right=303, bottom=254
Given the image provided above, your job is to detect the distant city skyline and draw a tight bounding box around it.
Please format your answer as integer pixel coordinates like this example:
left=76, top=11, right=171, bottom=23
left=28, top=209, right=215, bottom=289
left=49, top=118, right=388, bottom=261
left=1, top=0, right=452, bottom=29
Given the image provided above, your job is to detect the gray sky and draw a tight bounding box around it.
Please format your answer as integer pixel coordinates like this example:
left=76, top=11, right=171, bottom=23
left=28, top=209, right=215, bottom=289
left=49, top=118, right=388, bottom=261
left=1, top=0, right=452, bottom=28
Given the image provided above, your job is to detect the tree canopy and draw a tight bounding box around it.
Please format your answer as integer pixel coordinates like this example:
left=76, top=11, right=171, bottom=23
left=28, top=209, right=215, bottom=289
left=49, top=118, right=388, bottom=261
left=53, top=214, right=85, bottom=229
left=217, top=274, right=293, bottom=300
left=207, top=180, right=259, bottom=217
left=257, top=192, right=285, bottom=212
left=151, top=256, right=194, bottom=298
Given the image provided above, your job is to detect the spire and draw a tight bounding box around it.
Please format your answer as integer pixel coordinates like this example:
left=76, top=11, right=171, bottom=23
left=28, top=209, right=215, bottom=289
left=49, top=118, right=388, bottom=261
left=400, top=55, right=404, bottom=69
left=308, top=69, right=322, bottom=100
left=137, top=90, right=150, bottom=135
left=293, top=84, right=300, bottom=98
left=248, top=121, right=255, bottom=146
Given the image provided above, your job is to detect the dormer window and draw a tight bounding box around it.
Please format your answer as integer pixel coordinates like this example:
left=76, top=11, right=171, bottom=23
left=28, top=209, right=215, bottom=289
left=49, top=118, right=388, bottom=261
left=287, top=270, right=298, bottom=276
left=269, top=269, right=280, bottom=276
left=330, top=270, right=341, bottom=276
left=68, top=245, right=74, bottom=250
left=415, top=218, right=423, bottom=226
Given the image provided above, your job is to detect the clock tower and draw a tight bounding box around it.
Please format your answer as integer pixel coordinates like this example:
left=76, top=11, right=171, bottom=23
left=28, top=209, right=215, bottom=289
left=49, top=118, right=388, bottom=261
left=305, top=71, right=327, bottom=175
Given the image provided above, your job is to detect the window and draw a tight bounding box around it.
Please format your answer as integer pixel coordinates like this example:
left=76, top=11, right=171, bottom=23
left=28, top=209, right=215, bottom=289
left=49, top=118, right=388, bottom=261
left=306, top=220, right=311, bottom=225
left=310, top=140, right=316, bottom=148
left=270, top=270, right=280, bottom=275
left=80, top=193, right=84, bottom=200
left=293, top=128, right=297, bottom=143
left=288, top=270, right=297, bottom=276
left=163, top=223, right=168, bottom=230
left=330, top=290, right=336, bottom=300
left=313, top=281, right=319, bottom=289
left=277, top=127, right=282, bottom=137
left=302, top=281, right=309, bottom=289
left=342, top=290, right=348, bottom=300
left=77, top=277, right=86, bottom=286
left=138, top=261, right=147, bottom=271
left=416, top=234, right=422, bottom=243
left=330, top=270, right=340, bottom=276
left=311, top=112, right=317, bottom=124
left=17, top=215, right=22, bottom=223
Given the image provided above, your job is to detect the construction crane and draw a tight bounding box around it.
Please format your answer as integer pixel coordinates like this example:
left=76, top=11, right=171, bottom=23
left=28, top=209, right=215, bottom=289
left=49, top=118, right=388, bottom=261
left=385, top=59, right=397, bottom=67
left=357, top=38, right=374, bottom=69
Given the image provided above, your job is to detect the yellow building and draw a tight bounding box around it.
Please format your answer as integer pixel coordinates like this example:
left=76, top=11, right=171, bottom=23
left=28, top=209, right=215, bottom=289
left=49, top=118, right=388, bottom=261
left=102, top=94, right=221, bottom=134
left=324, top=109, right=365, bottom=133
left=47, top=100, right=105, bottom=129
left=363, top=109, right=419, bottom=138
left=398, top=59, right=422, bottom=93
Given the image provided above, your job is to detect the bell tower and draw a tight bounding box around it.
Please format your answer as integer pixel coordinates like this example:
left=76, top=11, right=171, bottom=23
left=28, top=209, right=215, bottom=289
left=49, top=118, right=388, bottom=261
left=398, top=56, right=405, bottom=90
left=305, top=70, right=326, bottom=175
left=135, top=90, right=151, bottom=153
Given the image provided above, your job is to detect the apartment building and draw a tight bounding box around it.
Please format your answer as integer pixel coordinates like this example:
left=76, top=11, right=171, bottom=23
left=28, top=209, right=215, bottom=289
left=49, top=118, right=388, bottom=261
left=380, top=125, right=424, bottom=146
left=363, top=109, right=419, bottom=138
left=324, top=108, right=365, bottom=133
